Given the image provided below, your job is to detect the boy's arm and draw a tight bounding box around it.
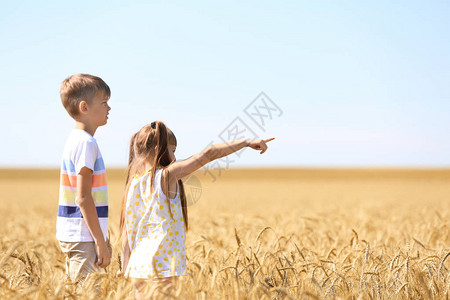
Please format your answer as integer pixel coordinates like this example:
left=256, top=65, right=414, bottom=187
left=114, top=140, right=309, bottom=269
left=77, top=167, right=111, bottom=268
left=166, top=138, right=274, bottom=181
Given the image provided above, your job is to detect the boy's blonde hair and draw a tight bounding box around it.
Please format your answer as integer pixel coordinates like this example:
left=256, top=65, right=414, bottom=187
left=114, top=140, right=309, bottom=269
left=60, top=73, right=111, bottom=118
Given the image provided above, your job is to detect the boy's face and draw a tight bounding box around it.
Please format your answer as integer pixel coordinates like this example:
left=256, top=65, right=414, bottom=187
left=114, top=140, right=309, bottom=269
left=168, top=144, right=176, bottom=162
left=86, top=93, right=111, bottom=126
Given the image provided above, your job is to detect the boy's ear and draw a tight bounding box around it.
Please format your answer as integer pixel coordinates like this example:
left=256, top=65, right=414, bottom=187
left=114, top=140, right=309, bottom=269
left=79, top=100, right=88, bottom=114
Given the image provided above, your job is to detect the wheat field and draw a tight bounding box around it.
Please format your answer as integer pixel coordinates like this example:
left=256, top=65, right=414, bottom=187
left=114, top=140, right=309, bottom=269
left=0, top=168, right=449, bottom=299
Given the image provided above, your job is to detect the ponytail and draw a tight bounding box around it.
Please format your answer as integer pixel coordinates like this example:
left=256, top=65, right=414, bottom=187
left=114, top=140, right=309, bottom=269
left=119, top=132, right=139, bottom=239
left=167, top=127, right=188, bottom=231
left=149, top=121, right=174, bottom=220
left=178, top=179, right=188, bottom=231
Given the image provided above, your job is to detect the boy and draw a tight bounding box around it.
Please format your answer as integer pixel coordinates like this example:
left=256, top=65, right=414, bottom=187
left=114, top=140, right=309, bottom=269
left=57, top=73, right=112, bottom=282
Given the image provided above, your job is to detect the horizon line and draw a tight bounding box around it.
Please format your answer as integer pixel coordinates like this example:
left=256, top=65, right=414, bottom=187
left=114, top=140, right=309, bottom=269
left=1, top=165, right=450, bottom=170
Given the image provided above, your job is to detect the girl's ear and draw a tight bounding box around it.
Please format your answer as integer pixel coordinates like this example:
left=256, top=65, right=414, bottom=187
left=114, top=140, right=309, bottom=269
left=79, top=100, right=88, bottom=113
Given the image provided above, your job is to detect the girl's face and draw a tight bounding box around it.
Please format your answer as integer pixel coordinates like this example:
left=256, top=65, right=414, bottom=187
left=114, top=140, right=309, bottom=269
left=168, top=144, right=176, bottom=162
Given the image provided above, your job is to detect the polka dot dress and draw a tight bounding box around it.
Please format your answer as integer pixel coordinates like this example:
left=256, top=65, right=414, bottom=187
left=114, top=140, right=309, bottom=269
left=125, top=168, right=186, bottom=278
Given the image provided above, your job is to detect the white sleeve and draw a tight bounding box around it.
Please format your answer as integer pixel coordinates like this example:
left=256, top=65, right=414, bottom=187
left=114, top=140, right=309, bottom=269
left=74, top=140, right=98, bottom=174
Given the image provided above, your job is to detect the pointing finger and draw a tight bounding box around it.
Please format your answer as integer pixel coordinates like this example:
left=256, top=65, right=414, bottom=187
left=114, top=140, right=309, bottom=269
left=264, top=137, right=275, bottom=143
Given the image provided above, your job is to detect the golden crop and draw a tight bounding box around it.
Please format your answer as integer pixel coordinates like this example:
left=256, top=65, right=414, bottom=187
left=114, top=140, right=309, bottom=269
left=0, top=168, right=449, bottom=299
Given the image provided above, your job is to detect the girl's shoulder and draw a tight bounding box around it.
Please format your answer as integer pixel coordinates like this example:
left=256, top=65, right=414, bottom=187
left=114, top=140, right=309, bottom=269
left=129, top=168, right=165, bottom=190
left=131, top=168, right=160, bottom=182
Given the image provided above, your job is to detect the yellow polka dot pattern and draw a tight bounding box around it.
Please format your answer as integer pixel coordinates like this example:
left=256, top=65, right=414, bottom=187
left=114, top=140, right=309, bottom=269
left=124, top=168, right=186, bottom=279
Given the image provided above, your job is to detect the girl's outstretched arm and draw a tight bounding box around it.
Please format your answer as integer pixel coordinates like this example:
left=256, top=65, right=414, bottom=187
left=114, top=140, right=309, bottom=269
left=166, top=138, right=275, bottom=181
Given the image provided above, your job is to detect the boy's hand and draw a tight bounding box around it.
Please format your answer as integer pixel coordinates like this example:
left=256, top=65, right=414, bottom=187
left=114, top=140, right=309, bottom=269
left=96, top=240, right=111, bottom=268
left=248, top=138, right=275, bottom=154
left=77, top=167, right=111, bottom=268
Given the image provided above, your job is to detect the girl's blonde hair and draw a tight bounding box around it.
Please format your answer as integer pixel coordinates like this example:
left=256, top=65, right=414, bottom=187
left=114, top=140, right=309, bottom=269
left=166, top=127, right=188, bottom=232
left=119, top=121, right=188, bottom=239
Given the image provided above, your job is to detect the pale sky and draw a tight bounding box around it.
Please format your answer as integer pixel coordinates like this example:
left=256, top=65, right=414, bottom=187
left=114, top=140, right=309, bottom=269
left=1, top=0, right=449, bottom=168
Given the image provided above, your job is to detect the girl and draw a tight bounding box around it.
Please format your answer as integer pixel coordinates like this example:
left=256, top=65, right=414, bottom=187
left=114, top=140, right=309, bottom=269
left=120, top=121, right=274, bottom=290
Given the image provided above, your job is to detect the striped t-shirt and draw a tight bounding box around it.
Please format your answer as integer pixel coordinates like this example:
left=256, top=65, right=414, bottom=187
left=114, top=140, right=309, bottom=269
left=56, top=129, right=108, bottom=242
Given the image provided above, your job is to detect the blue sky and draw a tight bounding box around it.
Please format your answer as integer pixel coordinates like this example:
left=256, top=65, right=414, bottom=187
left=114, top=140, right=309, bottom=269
left=0, top=0, right=449, bottom=167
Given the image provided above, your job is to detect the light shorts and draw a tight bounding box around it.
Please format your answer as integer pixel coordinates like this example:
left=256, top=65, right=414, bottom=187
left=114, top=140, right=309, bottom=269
left=59, top=241, right=105, bottom=282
